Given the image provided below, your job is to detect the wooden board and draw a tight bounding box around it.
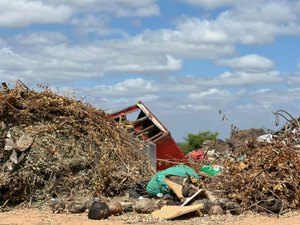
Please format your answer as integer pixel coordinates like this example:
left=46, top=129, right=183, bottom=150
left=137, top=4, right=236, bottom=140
left=163, top=178, right=183, bottom=198
left=152, top=204, right=204, bottom=219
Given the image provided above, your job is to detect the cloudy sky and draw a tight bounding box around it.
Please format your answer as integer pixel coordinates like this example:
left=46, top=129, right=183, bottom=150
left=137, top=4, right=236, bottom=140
left=1, top=0, right=300, bottom=141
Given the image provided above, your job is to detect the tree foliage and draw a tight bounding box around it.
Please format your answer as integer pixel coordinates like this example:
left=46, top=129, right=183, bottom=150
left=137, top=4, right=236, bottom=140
left=179, top=131, right=219, bottom=154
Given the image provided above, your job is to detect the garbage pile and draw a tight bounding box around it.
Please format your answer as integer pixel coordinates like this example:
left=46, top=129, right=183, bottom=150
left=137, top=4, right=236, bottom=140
left=208, top=117, right=300, bottom=214
left=131, top=123, right=300, bottom=220
left=0, top=80, right=153, bottom=206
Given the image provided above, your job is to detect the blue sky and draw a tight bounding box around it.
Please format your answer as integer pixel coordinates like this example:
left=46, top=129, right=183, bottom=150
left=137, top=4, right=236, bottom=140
left=1, top=0, right=300, bottom=141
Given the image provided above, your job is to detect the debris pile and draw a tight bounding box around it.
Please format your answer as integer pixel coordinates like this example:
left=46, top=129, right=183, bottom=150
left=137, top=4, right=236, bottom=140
left=214, top=141, right=298, bottom=213
left=0, top=81, right=153, bottom=205
left=2, top=80, right=300, bottom=221
left=209, top=119, right=300, bottom=213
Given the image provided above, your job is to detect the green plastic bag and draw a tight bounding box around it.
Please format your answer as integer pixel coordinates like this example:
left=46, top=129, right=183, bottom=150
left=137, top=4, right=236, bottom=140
left=146, top=165, right=199, bottom=196
left=200, top=165, right=222, bottom=177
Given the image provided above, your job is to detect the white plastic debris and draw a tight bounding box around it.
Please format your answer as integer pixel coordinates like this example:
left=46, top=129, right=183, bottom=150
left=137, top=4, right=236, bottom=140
left=256, top=134, right=273, bottom=143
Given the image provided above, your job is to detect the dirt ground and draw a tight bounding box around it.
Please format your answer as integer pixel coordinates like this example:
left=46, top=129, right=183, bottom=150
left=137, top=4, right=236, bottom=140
left=1, top=208, right=300, bottom=225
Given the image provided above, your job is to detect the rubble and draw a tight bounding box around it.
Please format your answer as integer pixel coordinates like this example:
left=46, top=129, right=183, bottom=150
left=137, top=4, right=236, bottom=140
left=204, top=114, right=300, bottom=214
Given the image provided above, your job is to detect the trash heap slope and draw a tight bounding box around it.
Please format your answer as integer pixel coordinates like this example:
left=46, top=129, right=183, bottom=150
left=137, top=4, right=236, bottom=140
left=0, top=82, right=153, bottom=205
left=212, top=129, right=300, bottom=213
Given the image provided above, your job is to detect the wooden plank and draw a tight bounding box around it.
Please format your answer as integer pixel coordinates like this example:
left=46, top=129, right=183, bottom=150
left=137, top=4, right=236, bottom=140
left=152, top=204, right=204, bottom=219
left=163, top=178, right=183, bottom=198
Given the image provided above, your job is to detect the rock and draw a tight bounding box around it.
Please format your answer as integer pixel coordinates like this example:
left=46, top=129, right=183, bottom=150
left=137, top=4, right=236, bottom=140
left=108, top=202, right=123, bottom=215
left=88, top=201, right=110, bottom=220
left=208, top=205, right=225, bottom=216
left=225, top=201, right=241, bottom=215
left=129, top=189, right=141, bottom=199
left=68, top=201, right=86, bottom=214
left=134, top=198, right=154, bottom=214
left=50, top=198, right=66, bottom=213
left=120, top=202, right=133, bottom=213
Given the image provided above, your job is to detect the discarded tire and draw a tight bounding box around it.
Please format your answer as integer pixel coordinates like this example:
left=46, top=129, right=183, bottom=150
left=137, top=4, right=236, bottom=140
left=88, top=201, right=110, bottom=220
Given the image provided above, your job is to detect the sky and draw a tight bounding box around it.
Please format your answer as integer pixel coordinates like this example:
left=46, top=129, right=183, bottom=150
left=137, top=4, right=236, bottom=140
left=1, top=0, right=300, bottom=141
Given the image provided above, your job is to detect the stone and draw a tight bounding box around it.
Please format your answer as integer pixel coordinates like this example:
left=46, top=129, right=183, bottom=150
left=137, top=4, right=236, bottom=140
left=88, top=201, right=110, bottom=220
left=67, top=201, right=86, bottom=214
left=120, top=202, right=133, bottom=213
left=108, top=202, right=123, bottom=215
left=208, top=205, right=225, bottom=216
left=134, top=198, right=154, bottom=214
left=50, top=198, right=66, bottom=213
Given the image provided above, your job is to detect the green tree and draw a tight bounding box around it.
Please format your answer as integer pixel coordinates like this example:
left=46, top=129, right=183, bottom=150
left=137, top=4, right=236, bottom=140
left=179, top=131, right=219, bottom=154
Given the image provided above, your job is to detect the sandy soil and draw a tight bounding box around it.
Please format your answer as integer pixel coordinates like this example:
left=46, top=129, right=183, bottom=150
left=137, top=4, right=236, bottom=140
left=1, top=208, right=300, bottom=225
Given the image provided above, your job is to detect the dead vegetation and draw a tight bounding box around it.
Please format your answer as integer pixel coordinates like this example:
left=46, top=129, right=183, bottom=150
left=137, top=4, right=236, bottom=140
left=204, top=116, right=300, bottom=214
left=0, top=80, right=153, bottom=206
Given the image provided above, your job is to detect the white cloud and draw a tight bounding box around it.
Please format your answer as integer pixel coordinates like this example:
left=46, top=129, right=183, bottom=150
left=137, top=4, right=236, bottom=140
left=0, top=0, right=72, bottom=28
left=0, top=0, right=159, bottom=28
left=71, top=15, right=127, bottom=37
left=217, top=54, right=274, bottom=72
left=0, top=47, right=100, bottom=83
left=250, top=88, right=300, bottom=109
left=217, top=71, right=282, bottom=86
left=42, top=0, right=160, bottom=17
left=188, top=88, right=230, bottom=100
left=89, top=78, right=157, bottom=96
left=285, top=73, right=300, bottom=87
left=0, top=41, right=183, bottom=82
left=298, top=62, right=300, bottom=69
left=180, top=1, right=300, bottom=45
left=15, top=32, right=67, bottom=45
left=107, top=55, right=182, bottom=73
left=184, top=0, right=234, bottom=9
left=159, top=71, right=283, bottom=93
left=179, top=104, right=211, bottom=111
left=0, top=0, right=298, bottom=94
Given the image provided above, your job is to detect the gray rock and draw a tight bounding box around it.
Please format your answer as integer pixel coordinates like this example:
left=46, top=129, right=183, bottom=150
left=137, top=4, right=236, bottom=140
left=134, top=198, right=154, bottom=214
left=50, top=198, right=66, bottom=213
left=68, top=201, right=86, bottom=214
left=208, top=205, right=225, bottom=216
left=120, top=202, right=133, bottom=213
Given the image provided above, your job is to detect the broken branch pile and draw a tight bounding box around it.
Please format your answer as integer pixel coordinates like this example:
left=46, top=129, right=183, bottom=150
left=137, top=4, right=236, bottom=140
left=213, top=127, right=300, bottom=213
left=0, top=81, right=153, bottom=205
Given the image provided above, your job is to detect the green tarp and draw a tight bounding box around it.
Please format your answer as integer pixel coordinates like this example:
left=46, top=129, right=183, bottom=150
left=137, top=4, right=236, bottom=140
left=146, top=165, right=199, bottom=196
